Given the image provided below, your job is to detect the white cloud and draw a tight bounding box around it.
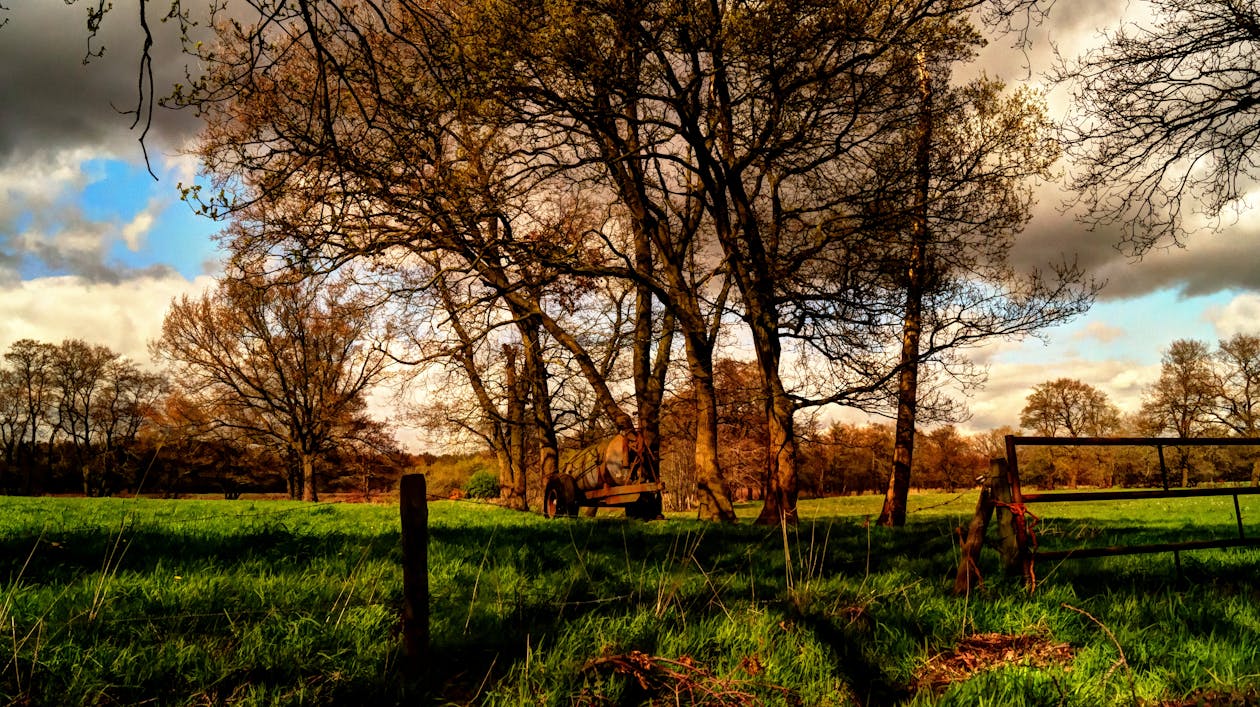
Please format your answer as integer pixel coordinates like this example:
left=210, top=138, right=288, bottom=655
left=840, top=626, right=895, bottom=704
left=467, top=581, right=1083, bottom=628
left=1, top=148, right=117, bottom=281
left=0, top=273, right=214, bottom=365
left=1207, top=293, right=1260, bottom=339
left=121, top=203, right=157, bottom=251
left=958, top=357, right=1158, bottom=435
left=0, top=146, right=207, bottom=283
left=0, top=148, right=97, bottom=200
left=1074, top=321, right=1127, bottom=344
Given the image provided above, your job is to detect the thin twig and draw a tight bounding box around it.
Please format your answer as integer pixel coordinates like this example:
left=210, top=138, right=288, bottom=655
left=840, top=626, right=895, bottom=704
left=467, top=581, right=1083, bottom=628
left=1061, top=602, right=1137, bottom=704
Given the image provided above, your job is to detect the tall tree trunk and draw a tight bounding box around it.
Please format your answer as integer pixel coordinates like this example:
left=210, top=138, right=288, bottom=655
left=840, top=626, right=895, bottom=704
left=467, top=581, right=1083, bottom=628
left=691, top=368, right=736, bottom=522
left=633, top=229, right=669, bottom=482
left=684, top=334, right=737, bottom=522
left=878, top=51, right=933, bottom=528
left=500, top=344, right=529, bottom=510
left=521, top=317, right=558, bottom=496
left=752, top=312, right=799, bottom=526
left=301, top=451, right=318, bottom=502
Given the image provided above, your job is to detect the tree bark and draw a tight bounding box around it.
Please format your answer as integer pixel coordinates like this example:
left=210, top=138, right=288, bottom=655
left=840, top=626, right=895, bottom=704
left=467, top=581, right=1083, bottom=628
left=301, top=451, right=318, bottom=502
left=685, top=336, right=737, bottom=522
left=521, top=317, right=558, bottom=503
left=501, top=344, right=529, bottom=510
left=632, top=226, right=668, bottom=483
left=752, top=315, right=799, bottom=526
left=878, top=51, right=933, bottom=528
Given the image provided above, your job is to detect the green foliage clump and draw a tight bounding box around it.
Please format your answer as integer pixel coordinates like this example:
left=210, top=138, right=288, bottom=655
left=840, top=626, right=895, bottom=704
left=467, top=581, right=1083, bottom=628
left=463, top=469, right=500, bottom=499
left=416, top=453, right=494, bottom=498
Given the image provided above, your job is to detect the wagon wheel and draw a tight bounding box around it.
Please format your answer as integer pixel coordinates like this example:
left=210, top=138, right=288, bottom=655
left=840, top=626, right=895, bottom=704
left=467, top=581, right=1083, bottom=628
left=543, top=476, right=578, bottom=518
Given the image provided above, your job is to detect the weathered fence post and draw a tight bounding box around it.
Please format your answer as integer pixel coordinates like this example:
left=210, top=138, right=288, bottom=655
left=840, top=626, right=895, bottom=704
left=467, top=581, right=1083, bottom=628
left=995, top=445, right=1037, bottom=589
left=953, top=458, right=1011, bottom=595
left=991, top=458, right=1023, bottom=575
left=952, top=473, right=995, bottom=595
left=400, top=474, right=429, bottom=675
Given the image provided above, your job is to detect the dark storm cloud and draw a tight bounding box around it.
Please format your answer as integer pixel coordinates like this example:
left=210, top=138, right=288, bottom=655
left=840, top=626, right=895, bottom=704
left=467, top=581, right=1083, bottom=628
left=0, top=0, right=204, bottom=164
left=1010, top=188, right=1260, bottom=302
left=975, top=0, right=1260, bottom=304
left=0, top=0, right=209, bottom=283
left=1092, top=227, right=1260, bottom=299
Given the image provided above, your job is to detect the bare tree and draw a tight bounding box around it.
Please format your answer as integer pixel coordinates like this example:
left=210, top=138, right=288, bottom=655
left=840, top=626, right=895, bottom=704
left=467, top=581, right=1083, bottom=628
left=153, top=268, right=391, bottom=501
left=1213, top=333, right=1260, bottom=437
left=1020, top=377, right=1120, bottom=488
left=93, top=359, right=168, bottom=490
left=49, top=340, right=119, bottom=496
left=871, top=67, right=1095, bottom=526
left=1021, top=378, right=1121, bottom=438
left=1056, top=0, right=1260, bottom=251
left=1141, top=339, right=1217, bottom=437
left=0, top=370, right=21, bottom=488
left=1139, top=339, right=1218, bottom=486
left=3, top=339, right=56, bottom=492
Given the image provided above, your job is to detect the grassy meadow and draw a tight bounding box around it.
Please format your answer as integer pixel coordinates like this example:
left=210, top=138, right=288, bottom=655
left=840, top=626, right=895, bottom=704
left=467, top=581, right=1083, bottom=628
left=2, top=490, right=1260, bottom=705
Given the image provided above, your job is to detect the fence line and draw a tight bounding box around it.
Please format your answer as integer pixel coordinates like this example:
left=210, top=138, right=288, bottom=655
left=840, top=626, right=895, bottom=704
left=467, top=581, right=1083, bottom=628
left=954, top=436, right=1260, bottom=593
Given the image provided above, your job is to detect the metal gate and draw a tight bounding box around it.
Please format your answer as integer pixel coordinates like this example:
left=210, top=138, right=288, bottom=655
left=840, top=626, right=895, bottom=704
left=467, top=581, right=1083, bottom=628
left=955, top=436, right=1260, bottom=592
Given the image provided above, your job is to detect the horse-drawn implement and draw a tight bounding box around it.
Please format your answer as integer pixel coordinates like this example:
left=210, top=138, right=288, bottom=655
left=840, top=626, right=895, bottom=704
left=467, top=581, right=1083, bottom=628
left=542, top=432, right=664, bottom=520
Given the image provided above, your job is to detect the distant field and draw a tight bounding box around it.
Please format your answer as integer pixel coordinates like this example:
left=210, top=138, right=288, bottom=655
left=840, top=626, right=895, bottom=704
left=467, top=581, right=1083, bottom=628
left=2, top=490, right=1259, bottom=705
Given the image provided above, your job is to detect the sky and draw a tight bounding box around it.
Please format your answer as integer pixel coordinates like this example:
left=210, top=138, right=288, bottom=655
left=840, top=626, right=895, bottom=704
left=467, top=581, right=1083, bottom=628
left=2, top=0, right=1259, bottom=448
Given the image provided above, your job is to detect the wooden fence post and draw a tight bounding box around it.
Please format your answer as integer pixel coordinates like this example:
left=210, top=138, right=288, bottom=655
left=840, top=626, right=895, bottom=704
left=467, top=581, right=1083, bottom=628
left=400, top=474, right=429, bottom=675
left=952, top=459, right=1006, bottom=595
left=953, top=483, right=994, bottom=595
left=991, top=459, right=1022, bottom=575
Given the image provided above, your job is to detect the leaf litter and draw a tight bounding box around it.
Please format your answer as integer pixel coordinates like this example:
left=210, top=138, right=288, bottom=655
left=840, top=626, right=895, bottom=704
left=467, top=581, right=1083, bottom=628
left=915, top=632, right=1075, bottom=692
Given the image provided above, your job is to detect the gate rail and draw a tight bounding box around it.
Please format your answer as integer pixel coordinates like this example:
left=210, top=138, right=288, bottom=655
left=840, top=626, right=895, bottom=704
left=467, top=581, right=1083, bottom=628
left=955, top=436, right=1260, bottom=593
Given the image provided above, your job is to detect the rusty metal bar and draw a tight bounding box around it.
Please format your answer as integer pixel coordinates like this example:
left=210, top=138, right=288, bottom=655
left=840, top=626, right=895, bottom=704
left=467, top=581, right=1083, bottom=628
left=1035, top=537, right=1260, bottom=561
left=1010, top=436, right=1260, bottom=447
left=1021, top=486, right=1260, bottom=504
left=1001, top=435, right=1260, bottom=589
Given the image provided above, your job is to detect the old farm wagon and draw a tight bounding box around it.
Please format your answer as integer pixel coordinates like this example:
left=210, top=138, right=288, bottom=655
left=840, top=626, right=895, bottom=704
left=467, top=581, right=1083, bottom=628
left=543, top=432, right=664, bottom=520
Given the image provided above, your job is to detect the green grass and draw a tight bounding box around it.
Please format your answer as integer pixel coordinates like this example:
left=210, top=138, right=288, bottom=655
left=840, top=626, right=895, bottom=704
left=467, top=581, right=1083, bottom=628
left=2, top=491, right=1259, bottom=705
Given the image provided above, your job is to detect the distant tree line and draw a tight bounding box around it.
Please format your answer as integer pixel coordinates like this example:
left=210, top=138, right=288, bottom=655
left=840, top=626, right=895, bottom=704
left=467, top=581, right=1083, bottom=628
left=0, top=339, right=164, bottom=496
left=0, top=317, right=409, bottom=499
left=1017, top=334, right=1260, bottom=489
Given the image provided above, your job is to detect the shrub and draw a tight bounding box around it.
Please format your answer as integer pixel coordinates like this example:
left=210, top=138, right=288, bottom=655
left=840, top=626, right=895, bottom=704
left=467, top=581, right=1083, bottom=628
left=418, top=454, right=494, bottom=498
left=463, top=469, right=500, bottom=499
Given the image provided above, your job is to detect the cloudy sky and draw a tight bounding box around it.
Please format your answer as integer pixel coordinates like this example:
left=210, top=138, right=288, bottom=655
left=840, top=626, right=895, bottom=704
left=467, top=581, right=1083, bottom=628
left=2, top=0, right=1258, bottom=447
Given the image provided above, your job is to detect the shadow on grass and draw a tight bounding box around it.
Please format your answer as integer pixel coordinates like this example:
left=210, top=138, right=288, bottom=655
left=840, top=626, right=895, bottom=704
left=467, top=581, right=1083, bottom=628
left=4, top=500, right=1260, bottom=705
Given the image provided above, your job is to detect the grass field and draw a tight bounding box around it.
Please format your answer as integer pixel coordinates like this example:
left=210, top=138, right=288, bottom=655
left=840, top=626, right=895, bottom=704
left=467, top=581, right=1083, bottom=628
left=2, top=489, right=1259, bottom=705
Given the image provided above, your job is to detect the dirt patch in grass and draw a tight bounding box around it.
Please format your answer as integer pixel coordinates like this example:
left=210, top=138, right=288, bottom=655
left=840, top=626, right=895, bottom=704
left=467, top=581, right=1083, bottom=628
left=915, top=632, right=1075, bottom=692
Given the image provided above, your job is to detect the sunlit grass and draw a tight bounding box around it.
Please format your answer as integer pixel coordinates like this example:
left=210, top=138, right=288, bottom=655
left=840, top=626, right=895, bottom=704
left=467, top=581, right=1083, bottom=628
left=2, top=491, right=1259, bottom=704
